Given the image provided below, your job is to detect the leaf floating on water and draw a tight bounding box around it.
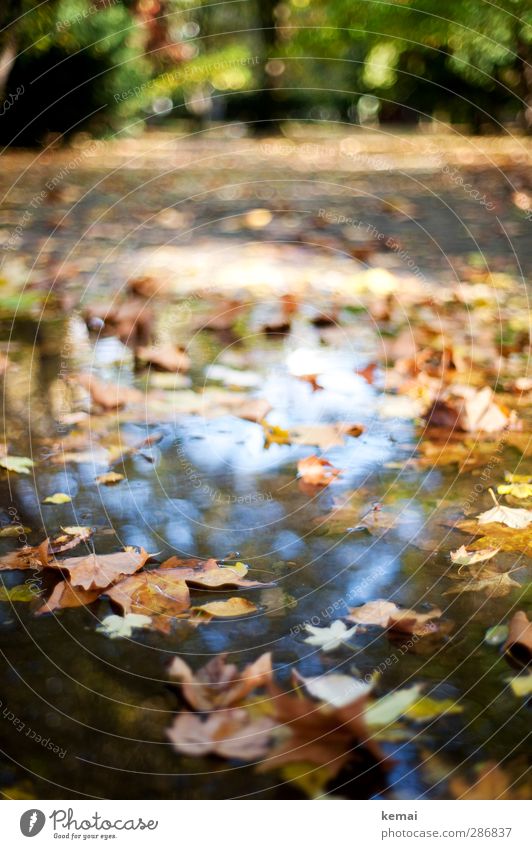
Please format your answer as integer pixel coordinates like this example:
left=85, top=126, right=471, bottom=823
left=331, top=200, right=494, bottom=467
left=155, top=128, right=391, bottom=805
left=347, top=599, right=443, bottom=636
left=0, top=583, right=38, bottom=602
left=450, top=545, right=500, bottom=566
left=450, top=762, right=531, bottom=800
left=484, top=625, right=509, bottom=646
left=303, top=621, right=358, bottom=651
left=42, top=493, right=72, bottom=504
left=456, top=519, right=532, bottom=557
left=294, top=671, right=373, bottom=707
left=497, top=483, right=532, bottom=499
left=476, top=490, right=532, bottom=529
left=0, top=456, right=34, bottom=474
left=365, top=685, right=424, bottom=727
left=36, top=581, right=100, bottom=614
left=97, top=613, right=152, bottom=639
left=168, top=652, right=272, bottom=710
left=106, top=571, right=190, bottom=632
left=403, top=696, right=463, bottom=722
left=0, top=525, right=31, bottom=537
left=506, top=672, right=532, bottom=697
left=96, top=472, right=124, bottom=485
left=297, top=454, right=342, bottom=487
left=51, top=547, right=149, bottom=591
left=445, top=565, right=521, bottom=598
left=191, top=597, right=257, bottom=619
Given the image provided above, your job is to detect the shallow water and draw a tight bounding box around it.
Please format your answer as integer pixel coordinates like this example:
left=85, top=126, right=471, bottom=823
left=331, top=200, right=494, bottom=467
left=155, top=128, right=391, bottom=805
left=1, top=293, right=530, bottom=800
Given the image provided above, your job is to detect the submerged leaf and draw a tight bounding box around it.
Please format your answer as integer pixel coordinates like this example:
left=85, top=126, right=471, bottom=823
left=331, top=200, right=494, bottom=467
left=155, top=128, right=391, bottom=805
left=97, top=613, right=152, bottom=639
left=167, top=710, right=274, bottom=760
left=43, top=493, right=72, bottom=504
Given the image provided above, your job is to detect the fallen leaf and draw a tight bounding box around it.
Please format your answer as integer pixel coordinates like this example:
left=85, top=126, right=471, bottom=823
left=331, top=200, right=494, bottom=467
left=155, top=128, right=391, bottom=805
left=450, top=545, right=500, bottom=566
left=97, top=613, right=152, bottom=639
left=476, top=490, right=532, bottom=528
left=191, top=597, right=257, bottom=619
left=297, top=455, right=342, bottom=487
left=504, top=610, right=532, bottom=665
left=42, top=493, right=72, bottom=504
left=96, top=472, right=124, bottom=485
left=365, top=685, right=424, bottom=727
left=403, top=696, right=463, bottom=722
left=456, top=520, right=532, bottom=557
left=0, top=456, right=34, bottom=474
left=136, top=345, right=190, bottom=373
left=294, top=671, right=373, bottom=707
left=0, top=525, right=31, bottom=537
left=262, top=421, right=290, bottom=447
left=347, top=599, right=442, bottom=636
left=445, top=565, right=520, bottom=598
left=106, top=570, right=190, bottom=631
left=507, top=672, right=532, bottom=697
left=290, top=423, right=364, bottom=450
left=158, top=557, right=268, bottom=590
left=497, top=483, right=532, bottom=499
left=0, top=583, right=38, bottom=603
left=426, top=387, right=512, bottom=433
left=167, top=709, right=274, bottom=760
left=35, top=580, right=100, bottom=614
left=258, top=686, right=386, bottom=779
left=51, top=547, right=149, bottom=591
left=303, top=621, right=357, bottom=651
left=168, top=652, right=272, bottom=710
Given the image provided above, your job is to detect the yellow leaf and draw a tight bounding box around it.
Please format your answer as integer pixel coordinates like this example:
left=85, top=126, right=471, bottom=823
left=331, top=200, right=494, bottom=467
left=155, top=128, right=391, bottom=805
left=43, top=493, right=72, bottom=504
left=192, top=597, right=257, bottom=618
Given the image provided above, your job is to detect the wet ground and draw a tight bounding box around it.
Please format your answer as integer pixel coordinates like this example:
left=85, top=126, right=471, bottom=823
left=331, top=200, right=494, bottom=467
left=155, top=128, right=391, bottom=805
left=0, top=130, right=531, bottom=799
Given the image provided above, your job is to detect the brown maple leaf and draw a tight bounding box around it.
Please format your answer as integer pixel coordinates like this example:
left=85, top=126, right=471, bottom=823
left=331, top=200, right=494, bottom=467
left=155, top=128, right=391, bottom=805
left=347, top=599, right=443, bottom=636
left=105, top=570, right=191, bottom=632
left=168, top=652, right=272, bottom=710
left=50, top=547, right=149, bottom=591
left=258, top=686, right=387, bottom=780
left=35, top=581, right=100, bottom=615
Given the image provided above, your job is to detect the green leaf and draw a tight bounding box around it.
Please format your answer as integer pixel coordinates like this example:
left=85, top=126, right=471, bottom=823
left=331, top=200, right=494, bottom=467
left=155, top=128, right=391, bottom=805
left=0, top=583, right=38, bottom=602
left=484, top=625, right=509, bottom=646
left=0, top=456, right=34, bottom=474
left=42, top=493, right=72, bottom=504
left=0, top=525, right=31, bottom=537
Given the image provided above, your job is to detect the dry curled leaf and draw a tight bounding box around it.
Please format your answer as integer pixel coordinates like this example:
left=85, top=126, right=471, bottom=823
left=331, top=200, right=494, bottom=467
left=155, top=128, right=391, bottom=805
left=168, top=652, right=272, bottom=710
left=51, top=547, right=149, bottom=591
left=476, top=490, right=532, bottom=528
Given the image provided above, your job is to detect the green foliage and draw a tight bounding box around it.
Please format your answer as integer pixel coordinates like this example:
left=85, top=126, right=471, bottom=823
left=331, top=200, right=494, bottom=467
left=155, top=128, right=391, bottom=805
left=1, top=0, right=531, bottom=141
